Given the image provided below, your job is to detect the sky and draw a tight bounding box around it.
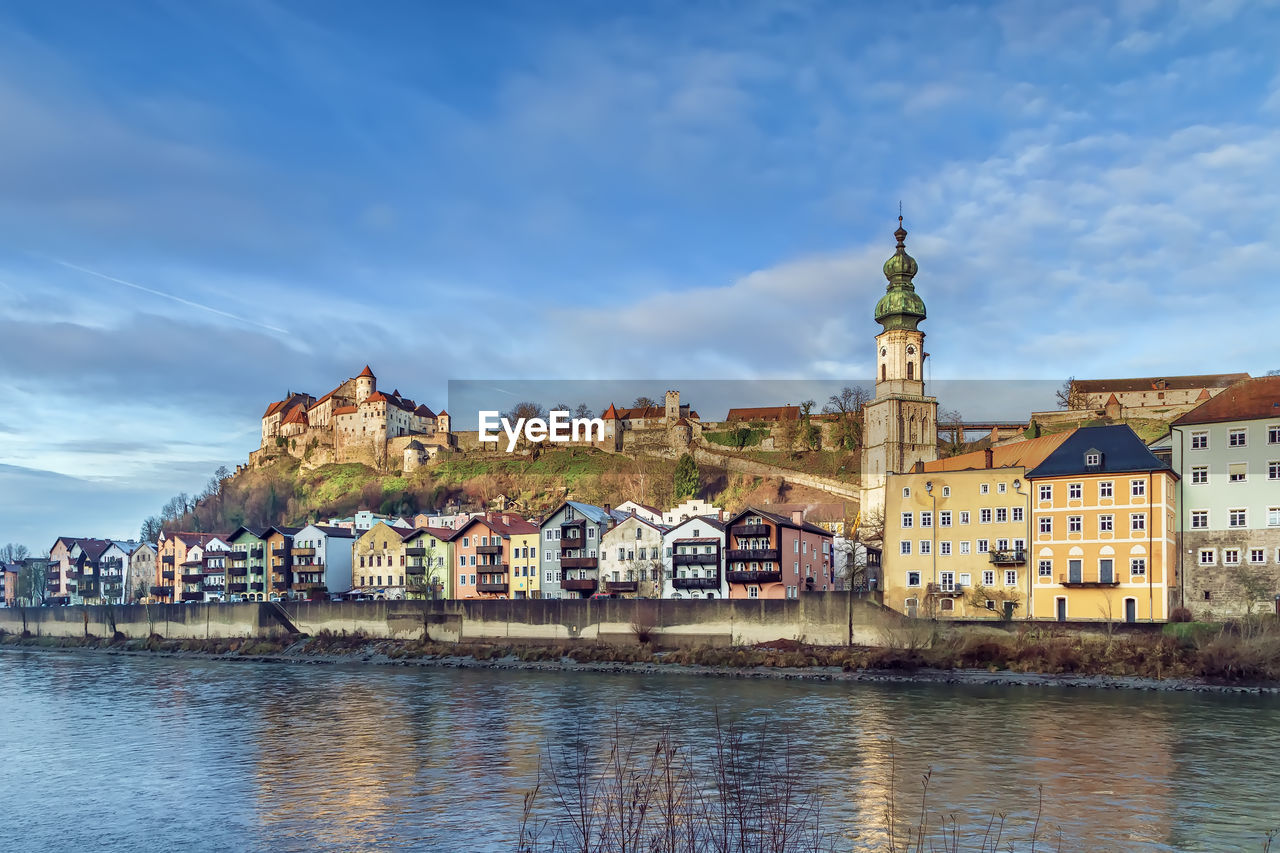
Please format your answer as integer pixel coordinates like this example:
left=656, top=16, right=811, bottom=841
left=2, top=0, right=1278, bottom=549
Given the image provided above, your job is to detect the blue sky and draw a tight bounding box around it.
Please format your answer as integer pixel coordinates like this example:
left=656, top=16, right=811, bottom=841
left=2, top=0, right=1278, bottom=549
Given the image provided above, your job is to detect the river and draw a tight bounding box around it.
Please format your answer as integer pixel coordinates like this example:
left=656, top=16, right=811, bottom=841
left=3, top=649, right=1278, bottom=851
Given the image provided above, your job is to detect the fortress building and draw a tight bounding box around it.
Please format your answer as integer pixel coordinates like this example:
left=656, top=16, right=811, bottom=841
left=255, top=365, right=454, bottom=470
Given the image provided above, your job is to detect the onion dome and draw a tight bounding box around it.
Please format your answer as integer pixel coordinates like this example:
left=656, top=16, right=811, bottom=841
left=874, top=217, right=927, bottom=331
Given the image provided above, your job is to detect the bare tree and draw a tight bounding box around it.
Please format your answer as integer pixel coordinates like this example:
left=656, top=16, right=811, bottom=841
left=505, top=401, right=547, bottom=421
left=18, top=553, right=49, bottom=606
left=631, top=396, right=658, bottom=410
left=573, top=403, right=593, bottom=419
left=822, top=385, right=871, bottom=450
left=1055, top=376, right=1091, bottom=410
left=938, top=408, right=966, bottom=457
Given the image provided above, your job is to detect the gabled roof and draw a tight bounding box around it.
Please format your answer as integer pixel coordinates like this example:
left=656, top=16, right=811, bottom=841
left=923, top=431, right=1076, bottom=473
left=358, top=365, right=375, bottom=378
left=1073, top=373, right=1248, bottom=393
left=1026, top=425, right=1172, bottom=479
left=265, top=525, right=303, bottom=537
left=605, top=514, right=668, bottom=534
left=333, top=405, right=358, bottom=415
left=303, top=524, right=356, bottom=538
left=78, top=539, right=114, bottom=561
left=542, top=500, right=616, bottom=527
left=457, top=513, right=540, bottom=538
left=225, top=526, right=268, bottom=543
left=413, top=404, right=436, bottom=418
left=723, top=505, right=833, bottom=537
left=1171, top=376, right=1280, bottom=426
left=405, top=526, right=453, bottom=543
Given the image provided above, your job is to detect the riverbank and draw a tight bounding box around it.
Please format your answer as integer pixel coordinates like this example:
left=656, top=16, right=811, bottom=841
left=5, top=630, right=1279, bottom=694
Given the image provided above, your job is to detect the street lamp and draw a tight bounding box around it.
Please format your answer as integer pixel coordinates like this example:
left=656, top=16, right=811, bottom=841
left=925, top=481, right=937, bottom=596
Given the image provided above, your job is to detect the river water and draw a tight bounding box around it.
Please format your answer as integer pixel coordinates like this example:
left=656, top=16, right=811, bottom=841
left=4, top=649, right=1279, bottom=852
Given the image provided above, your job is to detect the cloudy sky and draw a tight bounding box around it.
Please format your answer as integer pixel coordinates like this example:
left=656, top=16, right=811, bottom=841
left=2, top=0, right=1278, bottom=549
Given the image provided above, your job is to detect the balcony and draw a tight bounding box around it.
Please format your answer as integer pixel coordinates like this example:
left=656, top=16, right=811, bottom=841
left=149, top=585, right=171, bottom=597
left=1059, top=573, right=1120, bottom=588
left=227, top=566, right=247, bottom=578
left=162, top=570, right=175, bottom=580
left=562, top=578, right=598, bottom=593
left=559, top=538, right=585, bottom=553
left=181, top=572, right=204, bottom=583
left=180, top=591, right=203, bottom=602
left=732, top=523, right=770, bottom=538
left=272, top=578, right=289, bottom=590
left=249, top=546, right=264, bottom=558
left=292, top=547, right=316, bottom=557
left=927, top=583, right=966, bottom=596
left=477, top=580, right=509, bottom=593
left=674, top=552, right=719, bottom=566
left=162, top=555, right=175, bottom=565
left=673, top=576, right=721, bottom=590
left=561, top=556, right=598, bottom=570
left=476, top=544, right=503, bottom=556
left=405, top=547, right=427, bottom=557
left=989, top=550, right=1026, bottom=565
left=228, top=583, right=248, bottom=593
left=727, top=570, right=782, bottom=584
left=726, top=549, right=780, bottom=563
left=606, top=581, right=639, bottom=594
left=271, top=545, right=287, bottom=555
left=249, top=582, right=264, bottom=592
left=294, top=582, right=325, bottom=592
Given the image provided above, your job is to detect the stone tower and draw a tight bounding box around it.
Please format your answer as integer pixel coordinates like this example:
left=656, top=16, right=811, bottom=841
left=859, top=218, right=938, bottom=520
left=664, top=390, right=680, bottom=424
left=355, top=364, right=376, bottom=404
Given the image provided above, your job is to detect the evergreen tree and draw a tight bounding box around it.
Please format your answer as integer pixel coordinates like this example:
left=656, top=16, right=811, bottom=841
left=673, top=453, right=698, bottom=501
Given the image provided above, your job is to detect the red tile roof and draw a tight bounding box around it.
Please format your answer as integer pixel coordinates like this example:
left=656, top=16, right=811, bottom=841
left=923, top=430, right=1076, bottom=472
left=603, top=403, right=619, bottom=420
left=1074, top=373, right=1249, bottom=393
left=358, top=365, right=375, bottom=378
left=726, top=405, right=800, bottom=422
left=333, top=405, right=357, bottom=415
left=1172, top=376, right=1280, bottom=426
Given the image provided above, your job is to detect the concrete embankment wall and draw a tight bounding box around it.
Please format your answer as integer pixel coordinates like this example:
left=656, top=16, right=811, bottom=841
left=0, top=595, right=893, bottom=646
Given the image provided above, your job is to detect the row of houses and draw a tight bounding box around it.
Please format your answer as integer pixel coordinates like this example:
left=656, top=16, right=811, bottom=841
left=876, top=378, right=1280, bottom=622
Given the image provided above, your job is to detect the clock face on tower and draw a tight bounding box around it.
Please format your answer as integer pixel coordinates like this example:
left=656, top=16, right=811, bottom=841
left=906, top=345, right=916, bottom=355
left=880, top=347, right=887, bottom=357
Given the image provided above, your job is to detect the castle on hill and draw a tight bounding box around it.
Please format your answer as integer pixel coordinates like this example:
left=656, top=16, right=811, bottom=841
left=253, top=365, right=455, bottom=471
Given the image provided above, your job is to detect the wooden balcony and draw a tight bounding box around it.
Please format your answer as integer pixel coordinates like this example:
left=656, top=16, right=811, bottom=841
left=606, top=581, right=639, bottom=593
left=161, top=570, right=175, bottom=580
left=162, top=555, right=175, bottom=565
left=673, top=576, right=721, bottom=590
left=1059, top=574, right=1120, bottom=588
left=228, top=583, right=248, bottom=593
left=926, top=583, right=966, bottom=596
left=559, top=537, right=585, bottom=552
left=561, top=556, right=598, bottom=570
left=249, top=582, right=264, bottom=592
left=673, top=552, right=718, bottom=566
left=271, top=578, right=289, bottom=590
left=727, top=570, right=781, bottom=584
left=404, top=547, right=427, bottom=557
left=181, top=572, right=204, bottom=583
left=294, top=582, right=325, bottom=592
left=726, top=549, right=779, bottom=563
left=989, top=550, right=1026, bottom=565
left=731, top=523, right=770, bottom=538
left=227, top=566, right=247, bottom=577
left=562, top=578, right=598, bottom=593
left=477, top=580, right=509, bottom=593
left=292, top=547, right=316, bottom=557
left=149, top=585, right=171, bottom=596
left=180, top=591, right=203, bottom=602
left=476, top=544, right=503, bottom=556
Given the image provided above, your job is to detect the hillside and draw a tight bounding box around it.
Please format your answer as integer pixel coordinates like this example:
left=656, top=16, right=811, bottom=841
left=163, top=447, right=857, bottom=535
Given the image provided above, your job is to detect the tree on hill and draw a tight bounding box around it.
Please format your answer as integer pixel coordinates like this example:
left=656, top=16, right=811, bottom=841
left=1055, top=377, right=1091, bottom=410
left=823, top=386, right=871, bottom=450
left=574, top=403, right=593, bottom=419
left=938, top=408, right=966, bottom=457
left=505, top=401, right=546, bottom=422
left=140, top=516, right=162, bottom=543
left=799, top=400, right=821, bottom=451
left=632, top=396, right=658, bottom=410
left=673, top=453, right=698, bottom=501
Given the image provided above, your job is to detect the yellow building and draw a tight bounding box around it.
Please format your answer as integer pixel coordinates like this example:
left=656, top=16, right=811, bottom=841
left=884, top=434, right=1071, bottom=620
left=882, top=426, right=1177, bottom=622
left=353, top=520, right=415, bottom=599
left=403, top=527, right=453, bottom=599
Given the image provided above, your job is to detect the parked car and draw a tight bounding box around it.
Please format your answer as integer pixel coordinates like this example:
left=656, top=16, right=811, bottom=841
left=228, top=594, right=243, bottom=603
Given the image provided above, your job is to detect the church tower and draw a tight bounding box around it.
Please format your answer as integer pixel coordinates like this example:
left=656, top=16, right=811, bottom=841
left=860, top=218, right=938, bottom=520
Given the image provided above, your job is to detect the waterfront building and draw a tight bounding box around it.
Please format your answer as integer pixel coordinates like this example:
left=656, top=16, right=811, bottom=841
left=721, top=506, right=834, bottom=599
left=402, top=526, right=452, bottom=600
left=539, top=501, right=624, bottom=599
left=264, top=526, right=304, bottom=599
left=452, top=513, right=540, bottom=599
left=153, top=532, right=226, bottom=602
left=127, top=541, right=156, bottom=603
left=884, top=434, right=1071, bottom=619
left=1158, top=376, right=1280, bottom=617
left=291, top=524, right=356, bottom=600
left=223, top=527, right=270, bottom=602
left=197, top=538, right=231, bottom=602
left=64, top=539, right=130, bottom=605
left=0, top=561, right=15, bottom=607
left=661, top=515, right=726, bottom=599
left=47, top=536, right=86, bottom=605
left=352, top=521, right=415, bottom=599
left=599, top=513, right=668, bottom=598
left=858, top=218, right=939, bottom=521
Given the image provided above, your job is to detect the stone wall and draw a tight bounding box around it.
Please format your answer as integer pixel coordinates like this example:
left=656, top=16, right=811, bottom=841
left=0, top=595, right=895, bottom=647
left=1182, top=529, right=1280, bottom=619
left=691, top=445, right=860, bottom=500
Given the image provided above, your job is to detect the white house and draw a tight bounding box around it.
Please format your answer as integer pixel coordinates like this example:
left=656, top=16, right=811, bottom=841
left=663, top=499, right=723, bottom=526
left=661, top=515, right=727, bottom=599
left=292, top=524, right=356, bottom=599
left=615, top=501, right=664, bottom=525
left=599, top=514, right=667, bottom=598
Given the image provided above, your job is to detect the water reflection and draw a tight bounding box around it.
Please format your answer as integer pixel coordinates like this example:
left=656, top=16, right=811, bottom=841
left=3, top=651, right=1278, bottom=852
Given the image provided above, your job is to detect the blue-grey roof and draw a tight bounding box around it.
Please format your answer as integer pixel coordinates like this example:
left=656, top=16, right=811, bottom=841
left=1026, top=425, right=1171, bottom=479
left=565, top=500, right=614, bottom=524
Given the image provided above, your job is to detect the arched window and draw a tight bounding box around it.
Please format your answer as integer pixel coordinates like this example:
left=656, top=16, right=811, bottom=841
left=907, top=361, right=914, bottom=380
left=881, top=364, right=887, bottom=381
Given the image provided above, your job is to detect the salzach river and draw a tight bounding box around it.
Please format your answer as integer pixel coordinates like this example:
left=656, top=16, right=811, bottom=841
left=4, top=649, right=1278, bottom=852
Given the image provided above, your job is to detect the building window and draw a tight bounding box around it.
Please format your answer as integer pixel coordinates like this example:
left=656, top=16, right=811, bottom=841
left=976, top=539, right=989, bottom=553
left=902, top=487, right=911, bottom=498
left=919, top=540, right=931, bottom=555
left=1069, top=483, right=1082, bottom=500
left=920, top=511, right=933, bottom=528
left=1131, top=558, right=1146, bottom=577
left=1131, top=514, right=1146, bottom=532
left=900, top=541, right=912, bottom=555
left=1068, top=516, right=1082, bottom=533
left=1191, top=510, right=1209, bottom=529
left=1229, top=463, right=1247, bottom=483
left=1005, top=570, right=1018, bottom=586
left=1085, top=452, right=1100, bottom=466
left=1131, top=479, right=1146, bottom=498
left=906, top=571, right=921, bottom=587
left=1099, top=515, right=1113, bottom=532
left=748, top=586, right=759, bottom=599
left=940, top=541, right=951, bottom=556
left=959, top=541, right=970, bottom=554
left=1269, top=461, right=1280, bottom=480
left=1229, top=509, right=1247, bottom=528
left=959, top=511, right=970, bottom=525
left=1269, top=507, right=1280, bottom=527
left=980, top=483, right=989, bottom=495
left=1198, top=549, right=1215, bottom=565
left=1038, top=559, right=1052, bottom=578
left=1229, top=429, right=1247, bottom=447
left=940, top=511, right=952, bottom=527
left=942, top=486, right=950, bottom=497
left=1012, top=507, right=1023, bottom=522
left=998, top=483, right=1007, bottom=494
left=1038, top=484, right=1052, bottom=501
left=982, top=569, right=995, bottom=586
left=995, top=508, right=1008, bottom=523
left=1099, top=481, right=1113, bottom=499
left=1249, top=549, right=1265, bottom=565
left=1039, top=517, right=1052, bottom=534
left=980, top=509, right=992, bottom=524
left=1191, top=431, right=1209, bottom=450
left=1224, top=549, right=1241, bottom=566
left=901, top=512, right=913, bottom=529
left=1191, top=466, right=1209, bottom=484
left=1269, top=425, right=1280, bottom=444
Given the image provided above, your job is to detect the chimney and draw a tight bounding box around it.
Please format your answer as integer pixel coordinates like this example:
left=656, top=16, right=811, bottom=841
left=912, top=460, right=924, bottom=473
left=791, top=510, right=804, bottom=525
left=604, top=504, right=611, bottom=516
left=984, top=448, right=994, bottom=469
left=501, top=514, right=510, bottom=526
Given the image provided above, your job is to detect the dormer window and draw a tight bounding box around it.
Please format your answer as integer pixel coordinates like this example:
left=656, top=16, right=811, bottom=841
left=1085, top=450, right=1102, bottom=467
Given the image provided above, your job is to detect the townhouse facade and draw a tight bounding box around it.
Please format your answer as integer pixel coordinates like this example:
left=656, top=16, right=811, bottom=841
left=0, top=561, right=15, bottom=606
left=128, top=542, right=157, bottom=603
left=198, top=538, right=231, bottom=602
left=599, top=514, right=667, bottom=598
left=452, top=514, right=539, bottom=599
left=403, top=527, right=452, bottom=600
left=662, top=515, right=726, bottom=599
left=722, top=507, right=834, bottom=599
left=539, top=502, right=621, bottom=599
left=224, top=527, right=269, bottom=602
left=155, top=532, right=226, bottom=602
left=352, top=521, right=415, bottom=599
left=289, top=524, right=356, bottom=600
left=68, top=539, right=130, bottom=605
left=1163, top=377, right=1280, bottom=617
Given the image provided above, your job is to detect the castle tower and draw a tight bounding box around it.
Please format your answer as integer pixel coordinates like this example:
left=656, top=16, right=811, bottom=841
left=664, top=390, right=680, bottom=424
left=860, top=217, right=938, bottom=520
left=355, top=364, right=376, bottom=404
